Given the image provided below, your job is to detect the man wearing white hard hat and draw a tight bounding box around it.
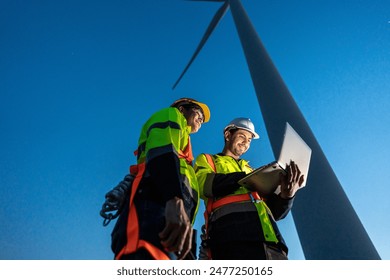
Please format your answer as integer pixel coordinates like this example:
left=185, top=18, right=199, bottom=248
left=195, top=117, right=303, bottom=260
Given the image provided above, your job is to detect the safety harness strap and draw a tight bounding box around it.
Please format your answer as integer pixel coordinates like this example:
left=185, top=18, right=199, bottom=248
left=209, top=191, right=261, bottom=212
left=115, top=162, right=170, bottom=260
left=204, top=153, right=216, bottom=172
left=178, top=138, right=193, bottom=164
left=116, top=141, right=194, bottom=260
left=138, top=240, right=170, bottom=260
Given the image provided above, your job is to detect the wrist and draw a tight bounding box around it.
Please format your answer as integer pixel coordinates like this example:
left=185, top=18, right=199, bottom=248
left=280, top=192, right=295, bottom=200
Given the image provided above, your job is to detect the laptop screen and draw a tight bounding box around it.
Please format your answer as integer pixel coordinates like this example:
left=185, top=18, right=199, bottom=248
left=277, top=122, right=312, bottom=187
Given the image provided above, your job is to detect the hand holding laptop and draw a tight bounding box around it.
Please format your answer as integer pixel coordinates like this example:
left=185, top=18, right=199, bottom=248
left=244, top=160, right=304, bottom=197
left=279, top=160, right=305, bottom=199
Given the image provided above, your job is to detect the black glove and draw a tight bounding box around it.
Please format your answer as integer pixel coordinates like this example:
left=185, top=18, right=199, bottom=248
left=100, top=174, right=134, bottom=226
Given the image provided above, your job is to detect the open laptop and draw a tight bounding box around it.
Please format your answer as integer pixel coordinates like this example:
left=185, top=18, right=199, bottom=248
left=238, top=122, right=312, bottom=196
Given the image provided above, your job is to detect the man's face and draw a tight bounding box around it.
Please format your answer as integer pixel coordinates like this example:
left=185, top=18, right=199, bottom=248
left=225, top=128, right=253, bottom=158
left=182, top=106, right=204, bottom=133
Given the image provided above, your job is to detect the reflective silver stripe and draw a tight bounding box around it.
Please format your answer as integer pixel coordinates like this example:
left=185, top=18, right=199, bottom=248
left=146, top=144, right=178, bottom=163
left=137, top=120, right=182, bottom=160
left=203, top=173, right=215, bottom=198
left=181, top=174, right=198, bottom=203
left=210, top=201, right=257, bottom=222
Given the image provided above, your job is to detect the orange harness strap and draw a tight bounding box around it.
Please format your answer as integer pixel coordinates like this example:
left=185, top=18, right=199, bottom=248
left=115, top=162, right=170, bottom=260
left=210, top=192, right=261, bottom=212
left=138, top=240, right=170, bottom=260
left=178, top=138, right=194, bottom=164
left=204, top=153, right=216, bottom=172
left=116, top=141, right=194, bottom=260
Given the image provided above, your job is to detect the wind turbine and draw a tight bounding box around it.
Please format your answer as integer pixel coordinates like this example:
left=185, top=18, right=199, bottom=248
left=173, top=0, right=380, bottom=260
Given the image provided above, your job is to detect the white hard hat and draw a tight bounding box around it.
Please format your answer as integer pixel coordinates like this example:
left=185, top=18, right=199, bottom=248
left=224, top=117, right=259, bottom=139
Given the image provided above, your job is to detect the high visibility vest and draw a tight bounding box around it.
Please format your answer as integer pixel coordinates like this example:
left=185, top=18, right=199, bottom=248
left=194, top=153, right=279, bottom=257
left=115, top=107, right=199, bottom=260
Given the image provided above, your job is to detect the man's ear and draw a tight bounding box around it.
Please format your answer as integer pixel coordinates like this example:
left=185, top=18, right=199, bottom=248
left=224, top=130, right=230, bottom=141
left=178, top=106, right=185, bottom=113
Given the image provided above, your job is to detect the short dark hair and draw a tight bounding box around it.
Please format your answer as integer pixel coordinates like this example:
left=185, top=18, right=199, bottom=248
left=174, top=103, right=204, bottom=119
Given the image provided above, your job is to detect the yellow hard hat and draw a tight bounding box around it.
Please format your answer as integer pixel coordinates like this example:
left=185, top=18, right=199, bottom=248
left=171, top=97, right=210, bottom=123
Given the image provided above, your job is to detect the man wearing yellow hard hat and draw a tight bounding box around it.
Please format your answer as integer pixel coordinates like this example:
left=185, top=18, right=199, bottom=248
left=101, top=97, right=210, bottom=260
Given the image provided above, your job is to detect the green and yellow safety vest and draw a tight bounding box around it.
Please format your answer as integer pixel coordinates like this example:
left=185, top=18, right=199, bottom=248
left=115, top=107, right=199, bottom=260
left=136, top=106, right=199, bottom=221
left=195, top=153, right=279, bottom=247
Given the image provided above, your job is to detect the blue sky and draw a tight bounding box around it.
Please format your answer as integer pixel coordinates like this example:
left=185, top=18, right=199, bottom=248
left=1, top=0, right=389, bottom=260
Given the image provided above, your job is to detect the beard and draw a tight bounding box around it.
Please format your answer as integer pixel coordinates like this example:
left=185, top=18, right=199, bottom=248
left=233, top=144, right=248, bottom=157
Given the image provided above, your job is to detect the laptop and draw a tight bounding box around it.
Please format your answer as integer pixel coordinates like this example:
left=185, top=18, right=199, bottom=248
left=238, top=122, right=312, bottom=196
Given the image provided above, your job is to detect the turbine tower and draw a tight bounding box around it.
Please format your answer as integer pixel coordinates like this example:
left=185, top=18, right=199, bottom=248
left=173, top=0, right=380, bottom=259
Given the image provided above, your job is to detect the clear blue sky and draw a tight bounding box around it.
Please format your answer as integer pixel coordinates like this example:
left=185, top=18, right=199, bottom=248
left=1, top=0, right=389, bottom=260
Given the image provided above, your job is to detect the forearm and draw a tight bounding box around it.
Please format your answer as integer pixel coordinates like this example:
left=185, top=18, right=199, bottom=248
left=208, top=172, right=247, bottom=198
left=147, top=152, right=183, bottom=202
left=265, top=193, right=294, bottom=220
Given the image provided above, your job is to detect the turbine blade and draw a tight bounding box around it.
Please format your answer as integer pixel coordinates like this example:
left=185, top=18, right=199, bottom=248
left=172, top=1, right=229, bottom=90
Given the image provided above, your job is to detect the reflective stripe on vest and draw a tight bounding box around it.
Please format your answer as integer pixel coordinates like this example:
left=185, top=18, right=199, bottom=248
left=136, top=107, right=191, bottom=164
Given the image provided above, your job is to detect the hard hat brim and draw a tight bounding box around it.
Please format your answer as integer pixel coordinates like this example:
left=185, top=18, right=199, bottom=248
left=190, top=100, right=210, bottom=123
left=224, top=125, right=260, bottom=139
left=171, top=98, right=210, bottom=123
